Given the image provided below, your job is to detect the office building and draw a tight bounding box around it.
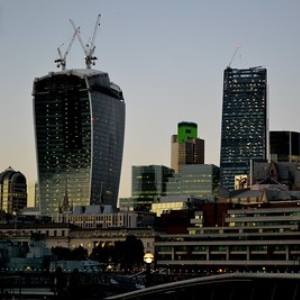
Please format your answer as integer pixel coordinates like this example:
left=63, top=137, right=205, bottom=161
left=33, top=69, right=125, bottom=216
left=270, top=131, right=300, bottom=162
left=0, top=167, right=27, bottom=214
left=171, top=122, right=205, bottom=173
left=130, top=165, right=174, bottom=210
left=220, top=66, right=268, bottom=190
left=166, top=164, right=220, bottom=200
left=155, top=202, right=300, bottom=273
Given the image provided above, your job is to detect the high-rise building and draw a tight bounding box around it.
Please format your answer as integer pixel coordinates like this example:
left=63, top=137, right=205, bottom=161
left=0, top=167, right=27, bottom=214
left=220, top=66, right=268, bottom=190
left=270, top=131, right=300, bottom=162
left=171, top=122, right=205, bottom=173
left=33, top=69, right=125, bottom=216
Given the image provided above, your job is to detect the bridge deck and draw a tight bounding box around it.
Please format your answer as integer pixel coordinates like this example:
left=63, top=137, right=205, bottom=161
left=105, top=273, right=300, bottom=300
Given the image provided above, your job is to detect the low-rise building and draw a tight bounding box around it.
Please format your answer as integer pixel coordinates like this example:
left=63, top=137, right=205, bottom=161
left=155, top=201, right=300, bottom=274
left=52, top=205, right=138, bottom=228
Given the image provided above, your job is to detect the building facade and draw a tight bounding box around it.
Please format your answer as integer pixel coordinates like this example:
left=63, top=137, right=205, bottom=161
left=166, top=164, right=220, bottom=200
left=250, top=160, right=300, bottom=190
left=0, top=167, right=27, bottom=214
left=33, top=69, right=125, bottom=216
left=171, top=122, right=204, bottom=173
left=220, top=67, right=268, bottom=190
left=130, top=165, right=174, bottom=211
left=0, top=224, right=155, bottom=257
left=270, top=131, right=300, bottom=163
left=52, top=205, right=138, bottom=229
left=155, top=202, right=300, bottom=273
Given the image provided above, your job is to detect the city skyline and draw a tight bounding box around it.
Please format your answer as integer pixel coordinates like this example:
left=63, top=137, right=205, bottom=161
left=1, top=1, right=300, bottom=203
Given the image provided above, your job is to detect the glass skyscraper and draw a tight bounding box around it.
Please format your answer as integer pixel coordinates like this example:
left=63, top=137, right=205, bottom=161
left=220, top=66, right=267, bottom=190
left=33, top=69, right=125, bottom=216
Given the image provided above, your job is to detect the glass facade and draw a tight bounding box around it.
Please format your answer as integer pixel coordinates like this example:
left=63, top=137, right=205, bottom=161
left=220, top=67, right=267, bottom=190
left=33, top=69, right=125, bottom=216
left=270, top=131, right=300, bottom=162
left=166, top=164, right=219, bottom=199
left=131, top=165, right=174, bottom=210
left=0, top=167, right=27, bottom=214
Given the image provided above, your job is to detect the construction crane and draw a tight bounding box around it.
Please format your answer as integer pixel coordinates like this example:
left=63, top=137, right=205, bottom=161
left=70, top=14, right=101, bottom=69
left=54, top=27, right=79, bottom=70
left=228, top=43, right=241, bottom=68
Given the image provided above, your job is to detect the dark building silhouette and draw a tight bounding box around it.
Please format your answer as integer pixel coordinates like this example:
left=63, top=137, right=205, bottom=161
left=270, top=131, right=300, bottom=162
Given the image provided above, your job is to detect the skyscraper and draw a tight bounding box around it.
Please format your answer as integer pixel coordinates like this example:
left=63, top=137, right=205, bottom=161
left=33, top=69, right=125, bottom=216
left=220, top=66, right=267, bottom=190
left=171, top=122, right=205, bottom=173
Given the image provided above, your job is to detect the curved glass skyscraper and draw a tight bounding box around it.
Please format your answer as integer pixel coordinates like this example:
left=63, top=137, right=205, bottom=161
left=33, top=69, right=125, bottom=216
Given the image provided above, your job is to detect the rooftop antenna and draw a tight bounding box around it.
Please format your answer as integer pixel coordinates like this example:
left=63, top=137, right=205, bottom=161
left=54, top=25, right=79, bottom=70
left=228, top=43, right=241, bottom=68
left=70, top=14, right=101, bottom=69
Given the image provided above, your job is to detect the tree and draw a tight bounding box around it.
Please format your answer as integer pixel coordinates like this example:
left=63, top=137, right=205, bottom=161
left=89, top=242, right=115, bottom=263
left=116, top=235, right=144, bottom=270
left=52, top=246, right=72, bottom=260
left=71, top=245, right=88, bottom=260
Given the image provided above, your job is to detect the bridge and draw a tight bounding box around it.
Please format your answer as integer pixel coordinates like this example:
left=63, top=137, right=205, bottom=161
left=105, top=272, right=300, bottom=300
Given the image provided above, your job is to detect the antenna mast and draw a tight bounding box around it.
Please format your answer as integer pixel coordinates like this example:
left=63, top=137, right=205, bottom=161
left=70, top=14, right=101, bottom=69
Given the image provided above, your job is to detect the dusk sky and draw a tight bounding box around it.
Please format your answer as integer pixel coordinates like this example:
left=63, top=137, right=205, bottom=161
left=1, top=0, right=300, bottom=201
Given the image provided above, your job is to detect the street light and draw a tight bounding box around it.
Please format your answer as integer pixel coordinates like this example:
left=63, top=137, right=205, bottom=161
left=143, top=252, right=154, bottom=287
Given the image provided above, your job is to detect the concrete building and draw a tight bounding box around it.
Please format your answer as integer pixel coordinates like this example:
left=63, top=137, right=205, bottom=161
left=0, top=224, right=155, bottom=257
left=33, top=69, right=125, bottom=216
left=220, top=66, right=268, bottom=190
left=155, top=201, right=300, bottom=273
left=171, top=122, right=204, bottom=173
left=52, top=205, right=138, bottom=228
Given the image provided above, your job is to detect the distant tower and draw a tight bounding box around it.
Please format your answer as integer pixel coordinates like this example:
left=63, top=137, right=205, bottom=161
left=220, top=66, right=268, bottom=190
left=171, top=122, right=205, bottom=173
left=0, top=167, right=27, bottom=214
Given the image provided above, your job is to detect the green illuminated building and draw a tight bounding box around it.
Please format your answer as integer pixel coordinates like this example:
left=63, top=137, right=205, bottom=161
left=171, top=122, right=205, bottom=172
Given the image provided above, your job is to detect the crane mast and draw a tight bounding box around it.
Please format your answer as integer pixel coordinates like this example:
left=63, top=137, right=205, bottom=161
left=228, top=43, right=241, bottom=68
left=54, top=26, right=79, bottom=70
left=70, top=14, right=101, bottom=69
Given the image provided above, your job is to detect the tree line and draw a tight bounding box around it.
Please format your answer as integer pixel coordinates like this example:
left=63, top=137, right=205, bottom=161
left=52, top=235, right=145, bottom=270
